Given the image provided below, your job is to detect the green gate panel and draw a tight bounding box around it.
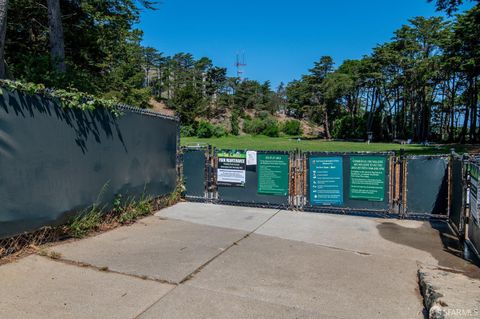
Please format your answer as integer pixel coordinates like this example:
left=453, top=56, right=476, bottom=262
left=217, top=151, right=289, bottom=207
left=349, top=156, right=386, bottom=202
left=309, top=157, right=344, bottom=206
left=406, top=157, right=448, bottom=215
left=306, top=154, right=390, bottom=211
left=257, top=154, right=289, bottom=196
left=183, top=150, right=206, bottom=198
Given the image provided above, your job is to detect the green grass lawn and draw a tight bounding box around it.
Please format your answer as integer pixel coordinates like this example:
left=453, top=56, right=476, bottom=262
left=182, top=135, right=464, bottom=154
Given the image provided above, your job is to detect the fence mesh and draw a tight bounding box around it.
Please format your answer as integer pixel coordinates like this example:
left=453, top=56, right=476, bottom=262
left=0, top=227, right=62, bottom=261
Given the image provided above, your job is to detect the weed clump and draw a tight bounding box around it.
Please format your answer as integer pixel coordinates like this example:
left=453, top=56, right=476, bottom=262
left=64, top=181, right=184, bottom=239
left=0, top=181, right=184, bottom=261
left=67, top=205, right=104, bottom=238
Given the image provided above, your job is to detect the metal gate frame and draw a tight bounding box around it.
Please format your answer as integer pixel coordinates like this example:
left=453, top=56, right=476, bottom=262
left=181, top=146, right=466, bottom=220
left=400, top=154, right=451, bottom=219
left=449, top=152, right=468, bottom=237
left=181, top=144, right=215, bottom=202
left=212, top=148, right=291, bottom=209
left=298, top=151, right=397, bottom=217
left=464, top=158, right=480, bottom=261
left=180, top=145, right=479, bottom=262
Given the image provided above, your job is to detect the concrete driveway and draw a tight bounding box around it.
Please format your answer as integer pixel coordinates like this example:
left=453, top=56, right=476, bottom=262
left=0, top=202, right=477, bottom=319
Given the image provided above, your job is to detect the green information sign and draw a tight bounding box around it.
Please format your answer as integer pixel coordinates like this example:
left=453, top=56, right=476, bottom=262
left=349, top=156, right=386, bottom=201
left=258, top=154, right=289, bottom=195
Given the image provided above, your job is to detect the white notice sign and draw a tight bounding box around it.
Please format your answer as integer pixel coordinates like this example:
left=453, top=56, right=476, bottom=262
left=246, top=151, right=257, bottom=166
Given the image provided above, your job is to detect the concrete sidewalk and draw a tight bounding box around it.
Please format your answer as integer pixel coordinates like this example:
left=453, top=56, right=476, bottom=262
left=0, top=202, right=478, bottom=319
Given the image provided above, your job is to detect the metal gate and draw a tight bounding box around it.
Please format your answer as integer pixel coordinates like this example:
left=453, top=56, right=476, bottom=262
left=301, top=152, right=395, bottom=216
left=450, top=154, right=466, bottom=235
left=466, top=161, right=480, bottom=260
left=180, top=146, right=479, bottom=260
left=403, top=155, right=449, bottom=218
left=182, top=145, right=212, bottom=201
left=215, top=149, right=290, bottom=208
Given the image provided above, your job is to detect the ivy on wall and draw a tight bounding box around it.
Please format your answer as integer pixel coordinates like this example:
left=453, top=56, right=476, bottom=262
left=0, top=80, right=122, bottom=117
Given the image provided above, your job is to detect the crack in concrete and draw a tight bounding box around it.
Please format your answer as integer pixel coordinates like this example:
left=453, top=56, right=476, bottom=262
left=133, top=285, right=179, bottom=319
left=37, top=254, right=179, bottom=286
left=178, top=208, right=283, bottom=284
left=36, top=209, right=284, bottom=319
left=133, top=208, right=285, bottom=318
left=179, top=284, right=346, bottom=319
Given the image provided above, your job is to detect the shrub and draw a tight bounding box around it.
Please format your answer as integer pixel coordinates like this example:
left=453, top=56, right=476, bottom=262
left=212, top=125, right=226, bottom=138
left=230, top=113, right=240, bottom=136
left=242, top=113, right=252, bottom=121
left=243, top=117, right=279, bottom=137
left=242, top=119, right=253, bottom=134
left=282, top=119, right=303, bottom=136
left=262, top=118, right=280, bottom=137
left=196, top=120, right=215, bottom=138
left=243, top=118, right=265, bottom=135
left=256, top=110, right=270, bottom=120
left=196, top=120, right=226, bottom=138
left=180, top=125, right=196, bottom=137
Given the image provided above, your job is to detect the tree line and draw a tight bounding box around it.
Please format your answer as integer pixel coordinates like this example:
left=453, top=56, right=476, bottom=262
left=141, top=51, right=294, bottom=137
left=0, top=0, right=156, bottom=107
left=0, top=0, right=479, bottom=142
left=285, top=4, right=480, bottom=143
left=145, top=1, right=480, bottom=143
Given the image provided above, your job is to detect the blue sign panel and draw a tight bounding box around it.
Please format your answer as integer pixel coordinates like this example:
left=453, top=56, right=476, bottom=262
left=309, top=157, right=344, bottom=205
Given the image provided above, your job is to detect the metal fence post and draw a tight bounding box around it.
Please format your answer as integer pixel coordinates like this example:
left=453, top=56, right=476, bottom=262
left=460, top=154, right=468, bottom=240
left=447, top=149, right=454, bottom=218
left=209, top=146, right=218, bottom=201
left=288, top=150, right=295, bottom=209
left=399, top=149, right=408, bottom=218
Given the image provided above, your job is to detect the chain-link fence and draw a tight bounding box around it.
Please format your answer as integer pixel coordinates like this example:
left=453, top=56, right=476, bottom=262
left=0, top=89, right=179, bottom=239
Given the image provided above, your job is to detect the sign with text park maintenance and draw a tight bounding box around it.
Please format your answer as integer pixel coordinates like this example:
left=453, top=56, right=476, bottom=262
left=217, top=150, right=246, bottom=187
left=309, top=157, right=344, bottom=205
left=258, top=153, right=289, bottom=195
left=349, top=156, right=386, bottom=202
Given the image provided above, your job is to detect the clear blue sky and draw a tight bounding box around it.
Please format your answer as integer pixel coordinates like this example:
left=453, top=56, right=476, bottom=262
left=137, top=0, right=472, bottom=88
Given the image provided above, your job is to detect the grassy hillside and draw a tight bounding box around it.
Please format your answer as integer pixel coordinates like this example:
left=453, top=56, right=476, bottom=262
left=181, top=136, right=463, bottom=154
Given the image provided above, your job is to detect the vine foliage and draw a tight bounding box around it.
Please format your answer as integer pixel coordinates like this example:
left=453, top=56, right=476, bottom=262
left=0, top=80, right=122, bottom=117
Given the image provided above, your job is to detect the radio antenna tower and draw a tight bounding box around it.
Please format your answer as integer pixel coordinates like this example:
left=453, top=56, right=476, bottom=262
left=235, top=52, right=247, bottom=80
